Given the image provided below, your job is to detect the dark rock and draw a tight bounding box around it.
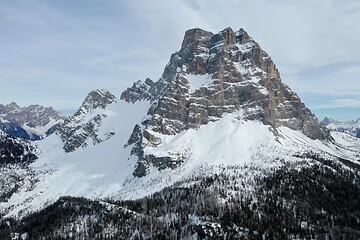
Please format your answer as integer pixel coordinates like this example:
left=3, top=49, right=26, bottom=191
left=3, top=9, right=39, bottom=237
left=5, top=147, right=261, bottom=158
left=0, top=131, right=37, bottom=165
left=74, top=89, right=117, bottom=116
left=122, top=27, right=333, bottom=176
left=123, top=27, right=329, bottom=140
left=125, top=124, right=144, bottom=157
left=133, top=154, right=185, bottom=177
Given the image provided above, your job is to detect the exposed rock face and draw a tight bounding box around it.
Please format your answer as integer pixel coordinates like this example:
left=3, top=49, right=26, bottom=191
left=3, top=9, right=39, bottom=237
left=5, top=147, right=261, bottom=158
left=57, top=89, right=117, bottom=153
left=73, top=89, right=117, bottom=117
left=121, top=27, right=332, bottom=177
left=133, top=154, right=185, bottom=177
left=124, top=124, right=143, bottom=157
left=120, top=78, right=161, bottom=103
left=0, top=102, right=65, bottom=140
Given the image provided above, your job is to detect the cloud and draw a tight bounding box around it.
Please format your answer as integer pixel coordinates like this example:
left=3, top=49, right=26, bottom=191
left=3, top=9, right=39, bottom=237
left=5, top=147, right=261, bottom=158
left=312, top=98, right=360, bottom=109
left=184, top=0, right=360, bottom=66
left=284, top=60, right=360, bottom=97
left=0, top=0, right=359, bottom=121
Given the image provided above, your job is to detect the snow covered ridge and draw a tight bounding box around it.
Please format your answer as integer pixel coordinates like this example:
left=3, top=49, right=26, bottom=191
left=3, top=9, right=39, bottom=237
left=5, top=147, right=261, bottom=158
left=322, top=117, right=360, bottom=138
left=1, top=27, right=360, bottom=220
left=0, top=102, right=65, bottom=140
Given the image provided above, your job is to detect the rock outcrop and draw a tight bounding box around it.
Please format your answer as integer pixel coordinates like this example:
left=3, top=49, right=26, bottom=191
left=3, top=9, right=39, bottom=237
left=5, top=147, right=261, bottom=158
left=57, top=89, right=117, bottom=153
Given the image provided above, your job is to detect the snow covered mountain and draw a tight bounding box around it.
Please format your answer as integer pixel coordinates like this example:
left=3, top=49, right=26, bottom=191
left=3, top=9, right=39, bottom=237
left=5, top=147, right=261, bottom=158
left=0, top=102, right=65, bottom=140
left=121, top=27, right=332, bottom=177
left=1, top=27, right=360, bottom=238
left=56, top=89, right=118, bottom=152
left=322, top=117, right=360, bottom=138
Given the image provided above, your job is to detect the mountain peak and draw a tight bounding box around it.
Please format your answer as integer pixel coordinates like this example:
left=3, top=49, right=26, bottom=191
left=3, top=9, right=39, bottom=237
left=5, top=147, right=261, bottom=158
left=322, top=116, right=335, bottom=126
left=74, top=89, right=117, bottom=116
left=121, top=27, right=331, bottom=145
left=0, top=102, right=65, bottom=140
left=0, top=102, right=21, bottom=113
left=8, top=101, right=20, bottom=107
left=57, top=89, right=118, bottom=152
left=181, top=27, right=251, bottom=50
left=120, top=27, right=333, bottom=176
left=220, top=26, right=237, bottom=45
left=181, top=28, right=213, bottom=50
left=236, top=28, right=252, bottom=44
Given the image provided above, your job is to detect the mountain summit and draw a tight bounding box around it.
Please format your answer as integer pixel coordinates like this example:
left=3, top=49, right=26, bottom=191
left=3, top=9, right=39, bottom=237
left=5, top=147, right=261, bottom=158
left=57, top=89, right=117, bottom=152
left=121, top=27, right=331, bottom=176
left=122, top=27, right=329, bottom=139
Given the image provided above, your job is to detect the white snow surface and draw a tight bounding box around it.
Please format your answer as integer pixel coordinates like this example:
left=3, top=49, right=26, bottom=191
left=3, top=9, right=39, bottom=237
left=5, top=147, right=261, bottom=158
left=185, top=73, right=213, bottom=93
left=1, top=102, right=360, bottom=218
left=1, top=100, right=150, bottom=217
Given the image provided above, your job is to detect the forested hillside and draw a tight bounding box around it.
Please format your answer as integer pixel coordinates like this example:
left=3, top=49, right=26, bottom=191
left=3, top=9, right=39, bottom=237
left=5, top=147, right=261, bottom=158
left=2, top=158, right=359, bottom=239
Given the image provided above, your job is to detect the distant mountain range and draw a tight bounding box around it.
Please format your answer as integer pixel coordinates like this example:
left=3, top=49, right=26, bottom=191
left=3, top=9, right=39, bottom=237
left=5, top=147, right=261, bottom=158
left=322, top=117, right=360, bottom=138
left=1, top=27, right=360, bottom=239
left=0, top=102, right=65, bottom=140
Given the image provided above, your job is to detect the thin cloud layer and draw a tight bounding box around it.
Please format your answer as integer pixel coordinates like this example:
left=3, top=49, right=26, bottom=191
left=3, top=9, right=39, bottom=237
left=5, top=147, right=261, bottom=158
left=0, top=0, right=359, bottom=120
left=312, top=98, right=360, bottom=109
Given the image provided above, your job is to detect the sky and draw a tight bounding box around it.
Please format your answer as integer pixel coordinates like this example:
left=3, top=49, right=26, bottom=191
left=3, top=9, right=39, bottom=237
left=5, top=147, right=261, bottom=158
left=0, top=0, right=359, bottom=121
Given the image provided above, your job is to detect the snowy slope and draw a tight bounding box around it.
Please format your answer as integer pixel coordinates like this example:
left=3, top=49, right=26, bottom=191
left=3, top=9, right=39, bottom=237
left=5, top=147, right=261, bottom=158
left=2, top=102, right=359, bottom=218
left=0, top=99, right=150, bottom=216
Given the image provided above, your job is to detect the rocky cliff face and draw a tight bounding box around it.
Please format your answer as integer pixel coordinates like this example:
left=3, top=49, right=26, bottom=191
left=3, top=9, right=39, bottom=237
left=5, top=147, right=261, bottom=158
left=0, top=102, right=65, bottom=140
left=57, top=89, right=117, bottom=153
left=122, top=27, right=329, bottom=139
left=121, top=27, right=331, bottom=176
